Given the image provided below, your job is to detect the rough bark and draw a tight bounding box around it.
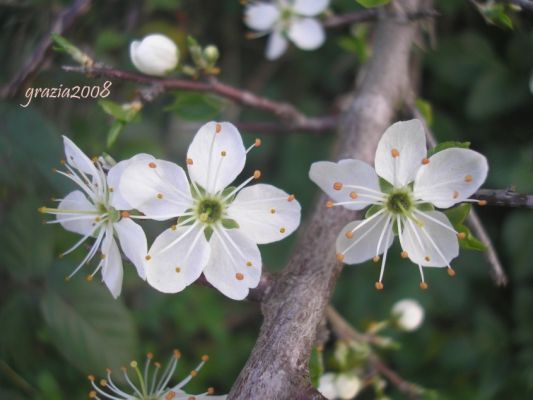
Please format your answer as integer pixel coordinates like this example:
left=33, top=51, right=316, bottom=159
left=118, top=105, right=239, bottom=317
left=228, top=1, right=422, bottom=399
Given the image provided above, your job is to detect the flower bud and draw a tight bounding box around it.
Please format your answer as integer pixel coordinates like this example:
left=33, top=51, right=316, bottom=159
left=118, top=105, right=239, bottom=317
left=391, top=299, right=424, bottom=332
left=130, top=34, right=178, bottom=76
left=336, top=373, right=362, bottom=399
left=203, top=45, right=219, bottom=64
left=318, top=373, right=337, bottom=399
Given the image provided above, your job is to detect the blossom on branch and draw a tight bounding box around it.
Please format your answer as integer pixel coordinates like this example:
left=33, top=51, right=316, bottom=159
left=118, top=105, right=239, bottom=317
left=244, top=0, right=329, bottom=60
left=391, top=299, right=424, bottom=332
left=318, top=372, right=362, bottom=400
left=39, top=137, right=147, bottom=298
left=87, top=351, right=226, bottom=399
left=309, top=119, right=488, bottom=289
left=130, top=33, right=179, bottom=76
left=119, top=122, right=301, bottom=300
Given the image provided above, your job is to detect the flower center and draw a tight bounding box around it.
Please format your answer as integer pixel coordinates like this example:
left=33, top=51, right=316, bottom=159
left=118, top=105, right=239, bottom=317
left=195, top=198, right=224, bottom=225
left=385, top=190, right=413, bottom=215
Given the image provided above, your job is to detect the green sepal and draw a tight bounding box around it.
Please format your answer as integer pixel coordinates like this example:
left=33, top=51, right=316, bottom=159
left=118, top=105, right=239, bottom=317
left=222, top=218, right=240, bottom=230
left=191, top=184, right=206, bottom=199
left=444, top=203, right=471, bottom=225
left=204, top=226, right=213, bottom=241
left=309, top=347, right=324, bottom=388
left=416, top=202, right=435, bottom=212
left=427, top=141, right=471, bottom=158
left=177, top=211, right=193, bottom=226
left=378, top=178, right=394, bottom=194
left=220, top=186, right=237, bottom=203
left=365, top=204, right=383, bottom=219
left=444, top=204, right=487, bottom=251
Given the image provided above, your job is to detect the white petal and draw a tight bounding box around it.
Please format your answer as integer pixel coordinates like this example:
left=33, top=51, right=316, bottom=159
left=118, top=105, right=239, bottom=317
left=413, top=148, right=489, bottom=208
left=318, top=373, right=338, bottom=399
left=119, top=156, right=193, bottom=220
left=287, top=18, right=325, bottom=50
left=399, top=211, right=459, bottom=267
left=57, top=190, right=98, bottom=235
left=266, top=31, right=288, bottom=60
left=114, top=218, right=147, bottom=280
left=130, top=34, right=178, bottom=76
left=146, top=224, right=210, bottom=293
left=293, top=0, right=330, bottom=16
left=336, top=214, right=394, bottom=264
left=374, top=119, right=427, bottom=187
left=226, top=184, right=301, bottom=244
left=309, top=160, right=383, bottom=210
left=203, top=228, right=261, bottom=300
left=63, top=136, right=98, bottom=176
left=244, top=2, right=280, bottom=31
left=107, top=153, right=153, bottom=210
left=186, top=121, right=246, bottom=193
left=101, top=229, right=123, bottom=298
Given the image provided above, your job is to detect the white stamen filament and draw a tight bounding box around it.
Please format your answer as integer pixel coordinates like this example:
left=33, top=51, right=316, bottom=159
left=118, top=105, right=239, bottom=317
left=412, top=209, right=458, bottom=235
left=66, top=228, right=106, bottom=280
left=158, top=222, right=199, bottom=255
left=348, top=208, right=386, bottom=234
left=418, top=222, right=453, bottom=267
left=418, top=264, right=426, bottom=283
left=342, top=213, right=387, bottom=256
left=378, top=220, right=393, bottom=283
left=375, top=216, right=392, bottom=257
left=222, top=174, right=256, bottom=203
left=169, top=359, right=207, bottom=391
left=343, top=184, right=386, bottom=197
left=60, top=220, right=105, bottom=258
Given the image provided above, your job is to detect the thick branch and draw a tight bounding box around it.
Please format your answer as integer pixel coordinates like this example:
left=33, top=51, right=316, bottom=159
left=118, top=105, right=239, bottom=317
left=228, top=1, right=421, bottom=399
left=499, top=0, right=533, bottom=11
left=0, top=0, right=93, bottom=99
left=472, top=188, right=533, bottom=208
left=324, top=8, right=438, bottom=28
left=62, top=66, right=335, bottom=131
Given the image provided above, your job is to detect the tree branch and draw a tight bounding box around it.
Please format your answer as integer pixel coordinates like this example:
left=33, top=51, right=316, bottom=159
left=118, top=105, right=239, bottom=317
left=472, top=188, right=533, bottom=208
left=0, top=0, right=93, bottom=99
left=499, top=0, right=533, bottom=11
left=228, top=1, right=422, bottom=398
left=62, top=65, right=336, bottom=132
left=323, top=8, right=439, bottom=28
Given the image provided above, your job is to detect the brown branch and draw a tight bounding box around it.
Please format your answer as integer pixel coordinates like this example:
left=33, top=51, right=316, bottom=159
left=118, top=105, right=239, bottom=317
left=228, top=1, right=422, bottom=398
left=0, top=0, right=93, bottom=99
left=472, top=188, right=533, bottom=208
left=498, top=0, right=533, bottom=11
left=62, top=65, right=336, bottom=132
left=178, top=119, right=337, bottom=134
left=324, top=8, right=439, bottom=28
left=325, top=307, right=424, bottom=400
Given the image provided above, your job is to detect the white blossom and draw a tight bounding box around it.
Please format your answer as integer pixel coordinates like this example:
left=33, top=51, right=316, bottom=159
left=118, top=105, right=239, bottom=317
left=318, top=372, right=362, bottom=400
left=244, top=0, right=329, bottom=60
left=130, top=34, right=179, bottom=76
left=119, top=122, right=301, bottom=300
left=392, top=299, right=425, bottom=331
left=87, top=351, right=226, bottom=400
left=309, top=119, right=488, bottom=289
left=39, top=137, right=148, bottom=298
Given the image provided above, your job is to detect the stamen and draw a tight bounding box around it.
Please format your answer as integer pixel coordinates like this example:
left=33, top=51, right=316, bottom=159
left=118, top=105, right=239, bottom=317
left=400, top=251, right=409, bottom=258
left=270, top=208, right=276, bottom=214
left=215, top=123, right=222, bottom=133
left=333, top=182, right=343, bottom=191
left=375, top=282, right=384, bottom=290
left=418, top=264, right=428, bottom=289
left=121, top=211, right=130, bottom=218
left=246, top=138, right=262, bottom=153
left=453, top=191, right=459, bottom=199
left=288, top=194, right=295, bottom=202
left=186, top=158, right=194, bottom=165
left=464, top=175, right=473, bottom=183
left=478, top=200, right=487, bottom=206
left=326, top=200, right=333, bottom=208
left=457, top=232, right=466, bottom=240
left=279, top=227, right=286, bottom=234
left=421, top=158, right=429, bottom=165
left=349, top=192, right=358, bottom=199
left=391, top=148, right=400, bottom=158
left=149, top=162, right=157, bottom=169
left=345, top=231, right=353, bottom=239
left=235, top=273, right=244, bottom=280
left=447, top=267, right=456, bottom=277
left=336, top=253, right=345, bottom=262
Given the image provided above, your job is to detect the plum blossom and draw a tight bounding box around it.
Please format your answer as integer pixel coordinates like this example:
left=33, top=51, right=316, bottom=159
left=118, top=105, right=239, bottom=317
left=87, top=351, right=226, bottom=400
left=392, top=299, right=425, bottom=332
left=39, top=137, right=147, bottom=298
left=318, top=372, right=362, bottom=400
left=244, top=0, right=329, bottom=60
left=119, top=121, right=301, bottom=300
left=130, top=33, right=179, bottom=76
left=309, top=119, right=488, bottom=289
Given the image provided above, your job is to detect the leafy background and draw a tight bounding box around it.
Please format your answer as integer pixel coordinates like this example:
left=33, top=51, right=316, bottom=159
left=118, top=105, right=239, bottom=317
left=1, top=0, right=533, bottom=398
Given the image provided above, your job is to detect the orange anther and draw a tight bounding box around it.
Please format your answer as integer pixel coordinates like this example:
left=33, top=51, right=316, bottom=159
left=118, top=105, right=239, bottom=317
left=375, top=282, right=384, bottom=290
left=420, top=282, right=429, bottom=290
left=478, top=200, right=487, bottom=206
left=333, top=182, right=343, bottom=191
left=391, top=148, right=400, bottom=158
left=464, top=175, right=473, bottom=183
left=424, top=256, right=431, bottom=262
left=253, top=170, right=261, bottom=179
left=121, top=211, right=130, bottom=218
left=148, top=162, right=157, bottom=168
left=400, top=251, right=409, bottom=258
left=421, top=158, right=430, bottom=165
left=336, top=253, right=345, bottom=262
left=235, top=273, right=244, bottom=280
left=255, top=138, right=262, bottom=147
left=345, top=231, right=353, bottom=239
left=457, top=232, right=466, bottom=240
left=447, top=267, right=456, bottom=277
left=288, top=194, right=295, bottom=202
left=326, top=200, right=333, bottom=208
left=453, top=191, right=459, bottom=199
left=202, top=354, right=209, bottom=362
left=372, top=256, right=380, bottom=263
left=349, top=191, right=358, bottom=199
left=186, top=158, right=194, bottom=165
left=215, top=123, right=222, bottom=133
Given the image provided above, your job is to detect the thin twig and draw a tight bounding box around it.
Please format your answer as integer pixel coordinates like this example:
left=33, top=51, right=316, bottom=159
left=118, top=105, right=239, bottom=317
left=325, top=307, right=424, bottom=400
left=62, top=65, right=336, bottom=131
left=472, top=188, right=533, bottom=208
left=323, top=8, right=439, bottom=28
left=499, top=0, right=533, bottom=11
left=0, top=0, right=93, bottom=99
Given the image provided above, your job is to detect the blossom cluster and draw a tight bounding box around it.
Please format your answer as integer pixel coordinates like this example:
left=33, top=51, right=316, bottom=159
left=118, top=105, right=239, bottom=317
left=40, top=122, right=301, bottom=300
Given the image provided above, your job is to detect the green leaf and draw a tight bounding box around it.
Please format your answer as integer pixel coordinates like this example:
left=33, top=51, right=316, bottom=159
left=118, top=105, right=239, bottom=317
left=444, top=203, right=471, bottom=226
left=416, top=98, right=433, bottom=126
left=106, top=120, right=125, bottom=148
left=166, top=91, right=225, bottom=121
left=99, top=100, right=133, bottom=121
left=309, top=347, right=324, bottom=387
left=51, top=34, right=92, bottom=65
left=0, top=198, right=53, bottom=281
left=40, top=265, right=137, bottom=377
left=457, top=224, right=488, bottom=251
left=356, top=0, right=390, bottom=8
left=222, top=218, right=240, bottom=230
left=427, top=141, right=470, bottom=158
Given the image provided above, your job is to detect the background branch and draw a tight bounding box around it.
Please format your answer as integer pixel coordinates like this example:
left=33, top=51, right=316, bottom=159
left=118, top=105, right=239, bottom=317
left=323, top=8, right=439, bottom=28
left=472, top=188, right=533, bottom=208
left=0, top=0, right=92, bottom=99
left=499, top=0, right=533, bottom=11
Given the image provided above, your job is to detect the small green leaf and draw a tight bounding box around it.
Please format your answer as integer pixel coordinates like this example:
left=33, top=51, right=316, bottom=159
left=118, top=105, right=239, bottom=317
left=365, top=204, right=383, bottom=218
left=444, top=203, right=471, bottom=226
left=99, top=100, right=130, bottom=121
left=222, top=219, right=240, bottom=230
left=309, top=347, right=324, bottom=387
left=427, top=141, right=470, bottom=157
left=378, top=177, right=394, bottom=194
left=177, top=212, right=194, bottom=225
left=106, top=120, right=125, bottom=148
left=417, top=203, right=435, bottom=212
left=51, top=34, right=92, bottom=65
left=356, top=0, right=390, bottom=8
left=416, top=98, right=433, bottom=126
left=166, top=92, right=225, bottom=121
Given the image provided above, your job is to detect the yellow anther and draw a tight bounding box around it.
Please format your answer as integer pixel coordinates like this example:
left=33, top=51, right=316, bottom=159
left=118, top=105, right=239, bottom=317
left=148, top=162, right=157, bottom=169
left=207, top=387, right=215, bottom=395
left=420, top=282, right=429, bottom=290
left=174, top=349, right=182, bottom=359
left=106, top=368, right=112, bottom=374
left=400, top=251, right=409, bottom=258
left=215, top=123, right=222, bottom=133
left=109, top=187, right=114, bottom=192
left=447, top=267, right=456, bottom=277
left=333, top=182, right=343, bottom=191
left=130, top=361, right=138, bottom=368
left=171, top=225, right=177, bottom=231
left=270, top=208, right=276, bottom=214
left=165, top=391, right=177, bottom=400
left=255, top=138, right=262, bottom=147
left=478, top=199, right=487, bottom=206
left=246, top=261, right=253, bottom=267
left=279, top=227, right=286, bottom=233
left=175, top=267, right=181, bottom=273
left=345, top=231, right=353, bottom=239
left=88, top=375, right=95, bottom=381
left=156, top=193, right=164, bottom=199
left=336, top=253, right=345, bottom=262
left=372, top=256, right=380, bottom=263
left=190, top=370, right=198, bottom=377
left=147, top=352, right=154, bottom=359
left=288, top=194, right=295, bottom=202
left=145, top=255, right=152, bottom=261
left=202, top=354, right=209, bottom=362
left=421, top=158, right=430, bottom=165
left=100, top=379, right=107, bottom=387
left=155, top=362, right=161, bottom=368
left=221, top=150, right=227, bottom=157
left=391, top=148, right=400, bottom=158
left=38, top=206, right=46, bottom=213
left=121, top=211, right=130, bottom=218
left=464, top=175, right=473, bottom=183
left=186, top=158, right=194, bottom=165
left=60, top=159, right=66, bottom=165
left=375, top=282, right=384, bottom=290
left=253, top=170, right=261, bottom=179
left=326, top=200, right=333, bottom=208
left=235, top=272, right=244, bottom=280
left=89, top=390, right=97, bottom=398
left=86, top=275, right=93, bottom=282
left=349, top=191, right=358, bottom=199
left=457, top=232, right=466, bottom=240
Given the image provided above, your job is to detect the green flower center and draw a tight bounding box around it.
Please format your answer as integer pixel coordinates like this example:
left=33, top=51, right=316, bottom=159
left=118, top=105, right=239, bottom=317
left=385, top=190, right=413, bottom=215
left=196, top=198, right=224, bottom=225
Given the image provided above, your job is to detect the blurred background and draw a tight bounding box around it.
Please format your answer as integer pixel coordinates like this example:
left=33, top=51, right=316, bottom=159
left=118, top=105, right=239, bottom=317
left=1, top=0, right=533, bottom=398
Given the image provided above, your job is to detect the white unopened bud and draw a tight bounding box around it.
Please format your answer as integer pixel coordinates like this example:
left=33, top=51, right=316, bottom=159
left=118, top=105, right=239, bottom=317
left=391, top=299, right=424, bottom=332
left=335, top=373, right=362, bottom=399
left=318, top=373, right=338, bottom=399
left=130, top=34, right=178, bottom=76
left=203, top=45, right=219, bottom=63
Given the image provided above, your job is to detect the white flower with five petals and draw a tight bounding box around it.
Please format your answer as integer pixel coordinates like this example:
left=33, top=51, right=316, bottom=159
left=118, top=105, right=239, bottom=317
left=244, top=0, right=329, bottom=60
left=39, top=137, right=148, bottom=298
left=309, top=119, right=489, bottom=289
left=119, top=122, right=301, bottom=300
